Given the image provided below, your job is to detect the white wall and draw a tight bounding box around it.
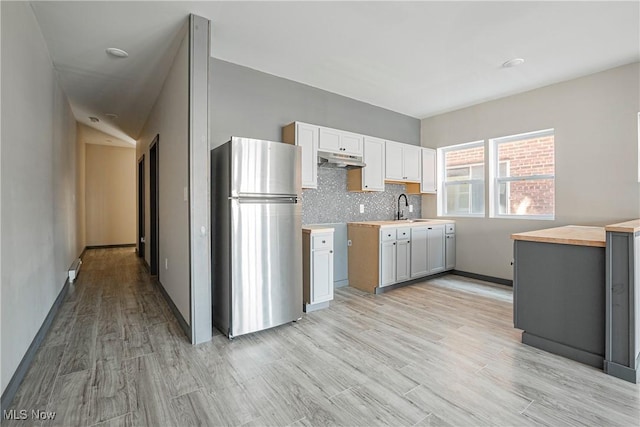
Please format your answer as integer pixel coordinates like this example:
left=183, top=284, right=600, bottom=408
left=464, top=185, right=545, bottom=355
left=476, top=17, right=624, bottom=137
left=421, top=62, right=640, bottom=280
left=1, top=2, right=81, bottom=395
left=137, top=28, right=190, bottom=323
left=85, top=144, right=136, bottom=246
left=76, top=124, right=86, bottom=251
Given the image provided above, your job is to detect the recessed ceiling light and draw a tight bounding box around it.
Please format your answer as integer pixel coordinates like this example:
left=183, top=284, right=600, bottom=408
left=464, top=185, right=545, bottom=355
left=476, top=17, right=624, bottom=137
left=89, top=116, right=99, bottom=123
left=502, top=58, right=525, bottom=68
left=105, top=113, right=118, bottom=119
left=106, top=47, right=129, bottom=58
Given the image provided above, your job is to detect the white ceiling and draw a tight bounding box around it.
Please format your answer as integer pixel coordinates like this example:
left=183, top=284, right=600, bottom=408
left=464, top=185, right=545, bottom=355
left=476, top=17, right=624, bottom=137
left=31, top=1, right=640, bottom=145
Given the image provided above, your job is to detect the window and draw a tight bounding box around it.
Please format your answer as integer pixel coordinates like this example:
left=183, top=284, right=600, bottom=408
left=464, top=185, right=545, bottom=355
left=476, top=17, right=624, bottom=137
left=489, top=129, right=555, bottom=219
left=437, top=141, right=485, bottom=216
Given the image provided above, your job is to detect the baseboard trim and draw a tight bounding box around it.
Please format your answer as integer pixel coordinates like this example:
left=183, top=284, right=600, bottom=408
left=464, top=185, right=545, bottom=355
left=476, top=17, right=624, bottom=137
left=522, top=331, right=604, bottom=369
left=375, top=271, right=450, bottom=294
left=451, top=270, right=513, bottom=287
left=334, top=279, right=349, bottom=289
left=86, top=243, right=136, bottom=249
left=155, top=279, right=192, bottom=341
left=1, top=278, right=71, bottom=413
left=604, top=354, right=640, bottom=384
left=80, top=246, right=88, bottom=259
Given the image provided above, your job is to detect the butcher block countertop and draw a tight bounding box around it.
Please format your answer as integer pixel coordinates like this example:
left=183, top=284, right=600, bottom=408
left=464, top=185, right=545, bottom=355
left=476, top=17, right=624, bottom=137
left=605, top=219, right=640, bottom=233
left=511, top=225, right=606, bottom=248
left=349, top=219, right=454, bottom=229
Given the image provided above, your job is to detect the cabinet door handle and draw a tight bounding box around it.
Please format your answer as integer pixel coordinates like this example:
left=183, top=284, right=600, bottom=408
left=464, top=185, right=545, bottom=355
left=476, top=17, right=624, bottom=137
left=330, top=250, right=333, bottom=253
left=393, top=243, right=396, bottom=245
left=322, top=240, right=326, bottom=243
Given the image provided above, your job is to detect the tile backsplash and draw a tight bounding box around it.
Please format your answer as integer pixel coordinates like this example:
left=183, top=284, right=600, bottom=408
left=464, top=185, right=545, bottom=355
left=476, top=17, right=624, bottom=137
left=302, top=167, right=422, bottom=225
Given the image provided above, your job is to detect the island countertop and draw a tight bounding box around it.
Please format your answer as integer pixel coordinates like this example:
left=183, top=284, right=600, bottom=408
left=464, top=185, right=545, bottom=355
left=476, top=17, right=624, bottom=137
left=511, top=225, right=606, bottom=247
left=605, top=219, right=640, bottom=233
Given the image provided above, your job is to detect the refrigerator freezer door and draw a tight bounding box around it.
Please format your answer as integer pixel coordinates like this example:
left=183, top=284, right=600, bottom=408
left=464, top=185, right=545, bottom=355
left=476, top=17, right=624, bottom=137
left=230, top=198, right=303, bottom=337
left=230, top=137, right=301, bottom=198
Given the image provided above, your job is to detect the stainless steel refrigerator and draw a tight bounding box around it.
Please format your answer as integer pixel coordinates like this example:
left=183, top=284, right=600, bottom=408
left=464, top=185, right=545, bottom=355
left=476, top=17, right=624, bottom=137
left=211, top=137, right=303, bottom=338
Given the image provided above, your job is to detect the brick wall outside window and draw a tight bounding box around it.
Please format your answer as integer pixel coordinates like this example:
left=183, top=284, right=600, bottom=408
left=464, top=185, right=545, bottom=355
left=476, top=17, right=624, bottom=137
left=442, top=136, right=555, bottom=216
left=497, top=136, right=554, bottom=215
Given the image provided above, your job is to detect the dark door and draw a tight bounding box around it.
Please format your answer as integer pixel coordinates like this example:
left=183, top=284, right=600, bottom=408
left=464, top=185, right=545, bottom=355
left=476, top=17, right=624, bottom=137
left=150, top=135, right=159, bottom=276
left=137, top=156, right=145, bottom=258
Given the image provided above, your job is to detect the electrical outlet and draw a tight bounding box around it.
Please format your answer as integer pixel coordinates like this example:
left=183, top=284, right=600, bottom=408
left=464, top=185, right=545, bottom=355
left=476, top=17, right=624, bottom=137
left=165, top=258, right=168, bottom=270
left=359, top=204, right=365, bottom=213
left=409, top=204, right=414, bottom=213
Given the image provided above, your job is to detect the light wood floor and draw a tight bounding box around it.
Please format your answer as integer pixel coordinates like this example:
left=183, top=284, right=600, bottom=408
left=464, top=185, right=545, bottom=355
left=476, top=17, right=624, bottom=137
left=5, top=247, right=640, bottom=426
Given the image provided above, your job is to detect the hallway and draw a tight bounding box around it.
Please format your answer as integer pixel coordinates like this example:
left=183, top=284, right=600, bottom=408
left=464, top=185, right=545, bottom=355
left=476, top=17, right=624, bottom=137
left=6, top=248, right=640, bottom=426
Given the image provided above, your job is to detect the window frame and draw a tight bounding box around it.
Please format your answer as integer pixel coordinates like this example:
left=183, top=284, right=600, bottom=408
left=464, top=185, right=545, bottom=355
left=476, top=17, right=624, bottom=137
left=489, top=129, right=555, bottom=220
left=437, top=140, right=485, bottom=218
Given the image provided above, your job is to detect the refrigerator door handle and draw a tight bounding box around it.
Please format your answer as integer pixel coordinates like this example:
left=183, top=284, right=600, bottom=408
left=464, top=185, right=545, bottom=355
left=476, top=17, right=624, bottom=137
left=232, top=197, right=299, bottom=204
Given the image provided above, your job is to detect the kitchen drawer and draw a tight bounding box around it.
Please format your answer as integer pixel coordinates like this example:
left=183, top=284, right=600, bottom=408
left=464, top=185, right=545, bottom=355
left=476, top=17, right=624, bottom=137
left=312, top=234, right=333, bottom=250
left=446, top=223, right=455, bottom=234
left=381, top=229, right=396, bottom=242
left=396, top=227, right=411, bottom=240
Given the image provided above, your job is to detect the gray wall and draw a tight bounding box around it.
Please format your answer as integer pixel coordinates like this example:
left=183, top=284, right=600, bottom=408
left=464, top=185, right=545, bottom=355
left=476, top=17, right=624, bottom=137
left=137, top=29, right=191, bottom=324
left=210, top=58, right=422, bottom=287
left=210, top=58, right=420, bottom=149
left=421, top=62, right=640, bottom=281
left=1, top=2, right=81, bottom=395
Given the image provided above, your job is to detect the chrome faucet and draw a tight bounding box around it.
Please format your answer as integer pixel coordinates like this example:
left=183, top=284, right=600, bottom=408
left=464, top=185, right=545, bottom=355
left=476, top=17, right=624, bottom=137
left=397, top=193, right=408, bottom=220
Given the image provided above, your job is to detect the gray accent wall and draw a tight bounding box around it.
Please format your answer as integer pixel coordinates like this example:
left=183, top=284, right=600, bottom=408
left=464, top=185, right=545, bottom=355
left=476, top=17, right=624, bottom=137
left=210, top=57, right=422, bottom=224
left=210, top=58, right=421, bottom=289
left=210, top=58, right=420, bottom=149
left=421, top=62, right=640, bottom=281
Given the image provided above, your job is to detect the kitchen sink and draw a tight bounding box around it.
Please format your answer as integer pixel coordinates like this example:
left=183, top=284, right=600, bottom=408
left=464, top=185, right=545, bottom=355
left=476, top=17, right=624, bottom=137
left=396, top=219, right=433, bottom=223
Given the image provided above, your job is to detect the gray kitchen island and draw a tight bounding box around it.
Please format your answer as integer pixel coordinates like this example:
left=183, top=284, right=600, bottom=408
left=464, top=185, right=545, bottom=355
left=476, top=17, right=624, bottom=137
left=512, top=225, right=607, bottom=368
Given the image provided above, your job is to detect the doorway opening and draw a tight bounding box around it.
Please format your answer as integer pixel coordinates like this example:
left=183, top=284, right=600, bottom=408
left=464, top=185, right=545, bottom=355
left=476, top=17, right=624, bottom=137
left=150, top=135, right=159, bottom=276
left=137, top=155, right=145, bottom=259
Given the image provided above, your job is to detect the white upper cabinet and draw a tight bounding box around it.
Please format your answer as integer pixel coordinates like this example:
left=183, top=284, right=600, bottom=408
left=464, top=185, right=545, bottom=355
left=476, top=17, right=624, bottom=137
left=421, top=148, right=437, bottom=194
left=362, top=136, right=385, bottom=191
left=318, top=127, right=341, bottom=152
left=403, top=145, right=421, bottom=181
left=385, top=140, right=421, bottom=182
left=319, top=127, right=363, bottom=156
left=282, top=122, right=318, bottom=189
left=385, top=141, right=404, bottom=180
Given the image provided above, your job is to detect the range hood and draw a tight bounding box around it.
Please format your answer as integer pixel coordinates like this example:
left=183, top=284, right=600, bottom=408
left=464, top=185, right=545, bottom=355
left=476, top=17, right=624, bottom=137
left=317, top=151, right=366, bottom=169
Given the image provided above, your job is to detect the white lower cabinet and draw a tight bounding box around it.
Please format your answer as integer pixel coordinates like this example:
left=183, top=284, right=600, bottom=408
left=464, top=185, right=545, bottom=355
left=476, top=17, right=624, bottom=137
left=446, top=233, right=456, bottom=270
left=410, top=227, right=429, bottom=277
left=379, top=227, right=414, bottom=286
left=379, top=240, right=397, bottom=287
left=348, top=222, right=455, bottom=293
left=396, top=239, right=411, bottom=282
left=303, top=229, right=334, bottom=312
left=411, top=225, right=446, bottom=277
left=427, top=225, right=446, bottom=274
